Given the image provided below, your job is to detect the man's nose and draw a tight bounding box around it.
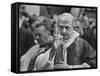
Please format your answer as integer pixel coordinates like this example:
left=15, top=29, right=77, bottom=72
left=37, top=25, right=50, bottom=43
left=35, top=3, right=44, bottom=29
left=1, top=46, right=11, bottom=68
left=62, top=27, right=66, bottom=33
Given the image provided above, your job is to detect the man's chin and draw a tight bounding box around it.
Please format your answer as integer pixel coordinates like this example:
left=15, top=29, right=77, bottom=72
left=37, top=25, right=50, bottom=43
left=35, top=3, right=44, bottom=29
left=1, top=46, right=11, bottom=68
left=63, top=36, right=70, bottom=41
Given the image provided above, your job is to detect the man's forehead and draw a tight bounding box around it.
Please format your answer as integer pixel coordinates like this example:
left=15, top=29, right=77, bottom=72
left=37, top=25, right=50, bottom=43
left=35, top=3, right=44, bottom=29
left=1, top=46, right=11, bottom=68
left=35, top=25, right=50, bottom=34
left=58, top=13, right=74, bottom=25
left=36, top=25, right=45, bottom=31
left=59, top=20, right=71, bottom=24
left=58, top=18, right=73, bottom=25
left=34, top=26, right=45, bottom=34
left=58, top=21, right=72, bottom=27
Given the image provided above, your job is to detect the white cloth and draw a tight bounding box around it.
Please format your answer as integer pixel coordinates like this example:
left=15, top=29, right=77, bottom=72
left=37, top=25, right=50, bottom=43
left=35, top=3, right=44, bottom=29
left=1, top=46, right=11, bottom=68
left=63, top=30, right=79, bottom=64
left=34, top=48, right=55, bottom=70
left=20, top=44, right=40, bottom=71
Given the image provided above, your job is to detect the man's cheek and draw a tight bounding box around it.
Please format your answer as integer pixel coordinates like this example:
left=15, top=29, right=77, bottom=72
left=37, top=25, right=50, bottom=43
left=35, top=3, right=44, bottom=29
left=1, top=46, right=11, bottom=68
left=67, top=32, right=72, bottom=38
left=62, top=31, right=71, bottom=40
left=66, top=29, right=72, bottom=36
left=41, top=36, right=48, bottom=43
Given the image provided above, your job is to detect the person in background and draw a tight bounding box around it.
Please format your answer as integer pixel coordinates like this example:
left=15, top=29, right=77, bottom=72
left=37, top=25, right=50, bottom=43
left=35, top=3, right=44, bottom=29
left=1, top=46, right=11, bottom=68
left=81, top=16, right=97, bottom=50
left=19, top=5, right=36, bottom=71
left=20, top=17, right=55, bottom=71
left=30, top=21, right=55, bottom=71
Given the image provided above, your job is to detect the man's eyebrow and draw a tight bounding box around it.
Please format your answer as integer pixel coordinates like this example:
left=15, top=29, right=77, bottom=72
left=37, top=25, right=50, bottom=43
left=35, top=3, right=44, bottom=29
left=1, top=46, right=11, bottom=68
left=59, top=24, right=63, bottom=26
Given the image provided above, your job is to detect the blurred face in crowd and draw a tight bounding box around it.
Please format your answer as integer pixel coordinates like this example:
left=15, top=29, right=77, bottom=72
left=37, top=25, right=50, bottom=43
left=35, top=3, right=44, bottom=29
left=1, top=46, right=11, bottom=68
left=34, top=25, right=52, bottom=46
left=58, top=13, right=74, bottom=40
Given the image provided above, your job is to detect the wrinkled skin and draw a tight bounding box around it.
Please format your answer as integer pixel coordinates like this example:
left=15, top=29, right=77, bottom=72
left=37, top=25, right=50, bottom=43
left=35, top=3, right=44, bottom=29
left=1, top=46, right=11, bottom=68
left=58, top=15, right=74, bottom=41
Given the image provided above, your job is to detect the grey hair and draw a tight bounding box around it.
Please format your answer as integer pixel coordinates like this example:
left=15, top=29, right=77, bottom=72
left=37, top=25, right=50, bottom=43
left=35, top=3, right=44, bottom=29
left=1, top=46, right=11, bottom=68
left=58, top=13, right=75, bottom=26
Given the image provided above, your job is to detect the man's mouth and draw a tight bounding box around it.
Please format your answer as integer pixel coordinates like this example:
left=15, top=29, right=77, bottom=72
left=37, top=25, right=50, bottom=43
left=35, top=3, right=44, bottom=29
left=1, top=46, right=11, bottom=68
left=61, top=33, right=70, bottom=40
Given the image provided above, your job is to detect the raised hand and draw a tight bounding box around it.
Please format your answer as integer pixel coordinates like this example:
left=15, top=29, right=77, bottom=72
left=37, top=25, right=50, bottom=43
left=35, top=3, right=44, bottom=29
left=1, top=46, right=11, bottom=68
left=53, top=35, right=63, bottom=49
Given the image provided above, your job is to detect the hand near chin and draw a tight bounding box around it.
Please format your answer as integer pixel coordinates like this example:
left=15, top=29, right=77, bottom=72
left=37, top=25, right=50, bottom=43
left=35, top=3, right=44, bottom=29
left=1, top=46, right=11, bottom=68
left=54, top=35, right=63, bottom=48
left=63, top=30, right=79, bottom=49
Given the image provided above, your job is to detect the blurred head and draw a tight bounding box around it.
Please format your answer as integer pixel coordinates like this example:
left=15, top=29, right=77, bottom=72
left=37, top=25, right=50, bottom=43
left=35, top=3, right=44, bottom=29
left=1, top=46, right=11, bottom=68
left=34, top=23, right=53, bottom=46
left=58, top=13, right=74, bottom=40
left=19, top=5, right=26, bottom=13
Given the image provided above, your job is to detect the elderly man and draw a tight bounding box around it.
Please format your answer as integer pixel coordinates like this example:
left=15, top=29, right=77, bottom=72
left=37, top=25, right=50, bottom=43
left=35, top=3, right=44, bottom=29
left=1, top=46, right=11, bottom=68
left=53, top=13, right=96, bottom=69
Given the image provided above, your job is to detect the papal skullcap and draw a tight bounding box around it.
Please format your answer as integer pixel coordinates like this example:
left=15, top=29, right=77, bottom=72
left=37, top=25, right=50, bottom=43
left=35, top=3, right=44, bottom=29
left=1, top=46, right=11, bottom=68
left=58, top=13, right=74, bottom=24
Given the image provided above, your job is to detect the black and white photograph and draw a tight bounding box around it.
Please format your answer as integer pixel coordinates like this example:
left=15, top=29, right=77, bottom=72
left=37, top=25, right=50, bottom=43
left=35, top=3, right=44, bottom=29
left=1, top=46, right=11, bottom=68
left=11, top=2, right=97, bottom=73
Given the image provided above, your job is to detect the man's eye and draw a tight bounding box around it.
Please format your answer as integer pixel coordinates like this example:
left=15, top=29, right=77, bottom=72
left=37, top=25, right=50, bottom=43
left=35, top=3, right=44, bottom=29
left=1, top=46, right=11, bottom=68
left=65, top=26, right=70, bottom=29
left=35, top=33, right=41, bottom=37
left=59, top=26, right=63, bottom=29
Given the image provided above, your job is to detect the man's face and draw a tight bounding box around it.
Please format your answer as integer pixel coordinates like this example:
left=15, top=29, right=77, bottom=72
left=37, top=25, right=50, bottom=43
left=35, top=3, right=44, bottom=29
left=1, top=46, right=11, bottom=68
left=58, top=18, right=73, bottom=40
left=34, top=25, right=51, bottom=46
